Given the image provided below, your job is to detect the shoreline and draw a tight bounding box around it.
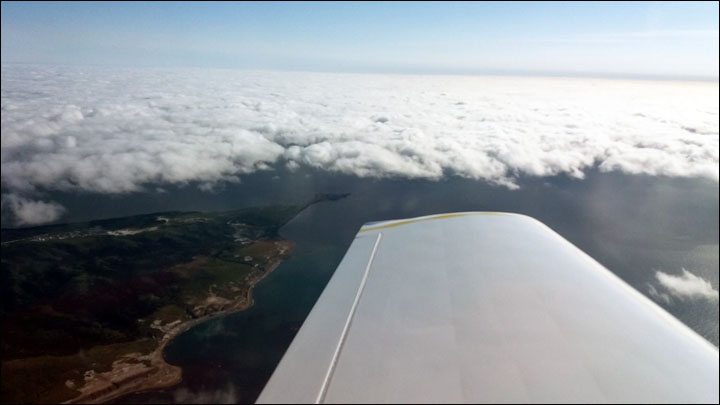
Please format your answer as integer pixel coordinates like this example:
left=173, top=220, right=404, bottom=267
left=64, top=241, right=294, bottom=404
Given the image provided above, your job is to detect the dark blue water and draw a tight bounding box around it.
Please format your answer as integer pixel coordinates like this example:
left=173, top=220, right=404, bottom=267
left=84, top=169, right=717, bottom=403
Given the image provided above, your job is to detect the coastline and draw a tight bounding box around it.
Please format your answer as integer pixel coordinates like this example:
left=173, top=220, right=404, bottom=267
left=63, top=241, right=294, bottom=404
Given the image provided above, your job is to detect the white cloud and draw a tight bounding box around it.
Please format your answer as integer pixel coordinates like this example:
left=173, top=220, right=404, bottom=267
left=647, top=283, right=672, bottom=305
left=1, top=193, right=66, bottom=226
left=1, top=65, right=718, bottom=224
left=651, top=269, right=719, bottom=302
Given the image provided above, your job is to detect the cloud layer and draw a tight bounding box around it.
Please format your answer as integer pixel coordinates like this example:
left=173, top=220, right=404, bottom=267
left=1, top=64, right=718, bottom=224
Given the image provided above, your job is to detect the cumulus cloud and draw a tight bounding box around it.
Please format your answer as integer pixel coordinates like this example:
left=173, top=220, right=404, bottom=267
left=649, top=269, right=719, bottom=303
left=1, top=193, right=66, bottom=226
left=1, top=65, right=718, bottom=224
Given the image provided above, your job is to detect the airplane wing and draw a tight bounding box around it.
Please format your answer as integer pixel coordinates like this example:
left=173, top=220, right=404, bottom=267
left=257, top=212, right=719, bottom=403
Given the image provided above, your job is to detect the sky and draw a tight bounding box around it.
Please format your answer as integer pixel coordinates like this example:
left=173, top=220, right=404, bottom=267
left=1, top=1, right=718, bottom=79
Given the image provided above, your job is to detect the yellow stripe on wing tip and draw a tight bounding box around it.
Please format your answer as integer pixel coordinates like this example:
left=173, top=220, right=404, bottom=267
left=358, top=211, right=512, bottom=232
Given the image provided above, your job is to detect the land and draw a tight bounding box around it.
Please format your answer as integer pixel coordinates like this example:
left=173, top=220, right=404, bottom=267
left=0, top=193, right=348, bottom=404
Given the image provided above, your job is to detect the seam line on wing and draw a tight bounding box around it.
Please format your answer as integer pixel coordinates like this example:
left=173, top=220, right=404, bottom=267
left=316, top=232, right=383, bottom=404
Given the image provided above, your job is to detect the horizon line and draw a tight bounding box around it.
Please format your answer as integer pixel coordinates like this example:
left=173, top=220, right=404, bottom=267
left=2, top=60, right=718, bottom=83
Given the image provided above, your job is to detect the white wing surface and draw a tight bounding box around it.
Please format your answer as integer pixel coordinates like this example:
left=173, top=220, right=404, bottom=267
left=257, top=212, right=719, bottom=404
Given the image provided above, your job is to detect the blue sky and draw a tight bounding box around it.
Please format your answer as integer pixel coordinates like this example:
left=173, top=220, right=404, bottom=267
left=1, top=1, right=718, bottom=79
